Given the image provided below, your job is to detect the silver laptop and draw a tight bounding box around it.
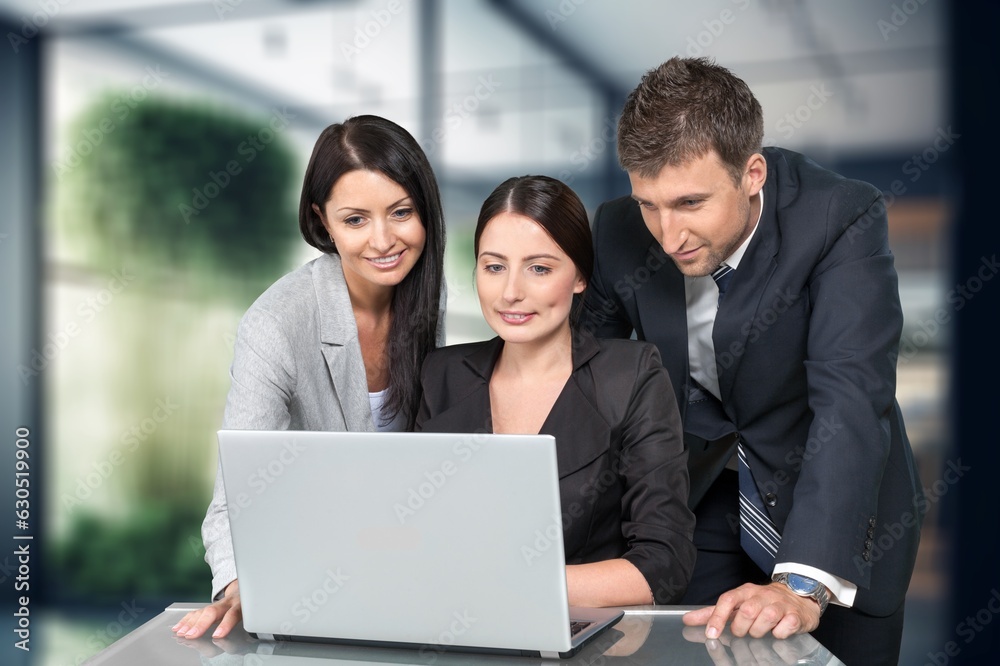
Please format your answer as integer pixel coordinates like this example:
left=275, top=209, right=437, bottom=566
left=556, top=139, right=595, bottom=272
left=217, top=429, right=624, bottom=659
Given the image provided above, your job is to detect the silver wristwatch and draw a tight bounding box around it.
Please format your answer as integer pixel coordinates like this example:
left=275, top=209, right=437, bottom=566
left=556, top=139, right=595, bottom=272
left=772, top=572, right=830, bottom=616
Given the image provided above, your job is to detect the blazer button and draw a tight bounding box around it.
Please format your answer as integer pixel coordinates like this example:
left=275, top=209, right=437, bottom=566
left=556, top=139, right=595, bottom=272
left=764, top=493, right=777, bottom=507
left=862, top=551, right=871, bottom=561
left=864, top=539, right=873, bottom=550
left=869, top=517, right=877, bottom=528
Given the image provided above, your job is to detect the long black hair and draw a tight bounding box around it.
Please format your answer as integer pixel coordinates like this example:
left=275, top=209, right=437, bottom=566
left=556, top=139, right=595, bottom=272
left=299, top=115, right=445, bottom=429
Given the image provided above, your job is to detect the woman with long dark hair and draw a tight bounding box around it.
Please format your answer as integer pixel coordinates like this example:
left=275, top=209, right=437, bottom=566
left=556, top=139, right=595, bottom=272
left=174, top=115, right=446, bottom=639
left=417, top=175, right=694, bottom=606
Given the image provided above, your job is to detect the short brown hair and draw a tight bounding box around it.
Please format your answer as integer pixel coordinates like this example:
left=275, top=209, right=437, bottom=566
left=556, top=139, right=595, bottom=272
left=617, top=57, right=763, bottom=182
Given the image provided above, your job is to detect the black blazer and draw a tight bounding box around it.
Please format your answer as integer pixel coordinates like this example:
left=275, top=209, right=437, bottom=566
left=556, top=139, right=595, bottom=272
left=581, top=147, right=923, bottom=617
left=415, top=330, right=697, bottom=603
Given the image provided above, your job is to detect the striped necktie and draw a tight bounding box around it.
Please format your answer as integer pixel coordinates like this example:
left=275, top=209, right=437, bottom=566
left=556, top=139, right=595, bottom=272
left=736, top=443, right=780, bottom=573
left=711, top=264, right=781, bottom=573
left=711, top=263, right=735, bottom=306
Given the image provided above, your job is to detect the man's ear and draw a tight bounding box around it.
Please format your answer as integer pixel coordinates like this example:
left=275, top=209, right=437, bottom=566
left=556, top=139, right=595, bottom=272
left=743, top=153, right=767, bottom=197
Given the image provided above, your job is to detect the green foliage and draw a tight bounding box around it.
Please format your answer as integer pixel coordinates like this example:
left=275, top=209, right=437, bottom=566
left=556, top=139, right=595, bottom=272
left=61, top=94, right=301, bottom=292
left=50, top=502, right=212, bottom=603
left=49, top=93, right=303, bottom=602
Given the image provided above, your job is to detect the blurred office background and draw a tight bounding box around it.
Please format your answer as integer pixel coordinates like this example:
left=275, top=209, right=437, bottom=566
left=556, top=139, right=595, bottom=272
left=0, top=0, right=963, bottom=663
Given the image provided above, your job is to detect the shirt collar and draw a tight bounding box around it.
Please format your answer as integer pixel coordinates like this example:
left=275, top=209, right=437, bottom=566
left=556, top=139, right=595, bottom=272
left=722, top=188, right=763, bottom=271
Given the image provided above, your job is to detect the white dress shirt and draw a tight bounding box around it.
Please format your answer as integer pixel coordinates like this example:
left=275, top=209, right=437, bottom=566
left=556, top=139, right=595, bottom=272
left=683, top=189, right=856, bottom=608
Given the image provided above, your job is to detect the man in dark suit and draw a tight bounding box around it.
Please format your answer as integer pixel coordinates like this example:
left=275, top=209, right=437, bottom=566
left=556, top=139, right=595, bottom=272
left=581, top=57, right=923, bottom=665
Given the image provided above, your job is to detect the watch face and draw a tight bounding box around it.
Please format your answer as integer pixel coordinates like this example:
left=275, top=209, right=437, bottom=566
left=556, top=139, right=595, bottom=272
left=786, top=573, right=821, bottom=595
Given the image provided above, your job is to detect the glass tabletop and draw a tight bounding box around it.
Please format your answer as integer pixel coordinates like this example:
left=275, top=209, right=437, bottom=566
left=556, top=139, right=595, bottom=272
left=87, top=603, right=842, bottom=665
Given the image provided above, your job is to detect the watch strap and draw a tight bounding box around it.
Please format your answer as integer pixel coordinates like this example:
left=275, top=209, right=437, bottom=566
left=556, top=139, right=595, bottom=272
left=772, top=572, right=830, bottom=616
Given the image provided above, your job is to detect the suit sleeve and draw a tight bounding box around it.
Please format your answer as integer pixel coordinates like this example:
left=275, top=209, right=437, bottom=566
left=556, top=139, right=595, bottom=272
left=580, top=201, right=637, bottom=340
left=202, top=306, right=297, bottom=600
left=776, top=186, right=903, bottom=588
left=617, top=345, right=697, bottom=603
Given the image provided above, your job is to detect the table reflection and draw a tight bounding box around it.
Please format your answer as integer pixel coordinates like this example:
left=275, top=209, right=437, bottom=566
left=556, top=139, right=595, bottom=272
left=162, top=608, right=842, bottom=666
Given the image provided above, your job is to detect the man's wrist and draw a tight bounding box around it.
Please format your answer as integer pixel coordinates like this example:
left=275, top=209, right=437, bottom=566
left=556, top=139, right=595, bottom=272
left=772, top=572, right=830, bottom=616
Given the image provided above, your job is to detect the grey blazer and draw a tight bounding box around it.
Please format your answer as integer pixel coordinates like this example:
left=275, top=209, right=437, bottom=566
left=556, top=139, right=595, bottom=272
left=202, top=253, right=444, bottom=599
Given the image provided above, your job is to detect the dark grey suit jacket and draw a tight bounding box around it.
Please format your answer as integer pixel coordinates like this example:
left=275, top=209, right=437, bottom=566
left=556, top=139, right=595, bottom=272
left=581, top=147, right=923, bottom=617
left=415, top=331, right=697, bottom=603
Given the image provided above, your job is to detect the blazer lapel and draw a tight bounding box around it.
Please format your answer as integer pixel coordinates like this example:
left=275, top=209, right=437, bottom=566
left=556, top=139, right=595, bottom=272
left=419, top=334, right=611, bottom=478
left=421, top=339, right=500, bottom=434
left=543, top=332, right=611, bottom=478
left=633, top=240, right=690, bottom=417
left=314, top=254, right=375, bottom=432
left=713, top=165, right=781, bottom=406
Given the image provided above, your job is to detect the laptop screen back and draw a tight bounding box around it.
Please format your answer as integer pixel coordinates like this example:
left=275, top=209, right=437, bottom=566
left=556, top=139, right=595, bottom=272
left=218, top=430, right=576, bottom=654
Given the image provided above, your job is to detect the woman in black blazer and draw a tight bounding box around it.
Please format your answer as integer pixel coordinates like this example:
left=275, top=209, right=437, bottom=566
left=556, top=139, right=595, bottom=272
left=416, top=176, right=695, bottom=606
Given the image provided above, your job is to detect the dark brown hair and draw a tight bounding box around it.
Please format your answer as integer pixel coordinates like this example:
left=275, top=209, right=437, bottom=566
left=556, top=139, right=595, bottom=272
left=617, top=57, right=763, bottom=183
left=475, top=175, right=592, bottom=322
left=298, top=115, right=445, bottom=429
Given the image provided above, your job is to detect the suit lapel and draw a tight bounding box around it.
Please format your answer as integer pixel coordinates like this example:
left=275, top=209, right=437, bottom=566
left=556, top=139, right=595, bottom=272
left=633, top=239, right=690, bottom=416
left=420, top=333, right=612, bottom=478
left=713, top=163, right=781, bottom=406
left=421, top=339, right=499, bottom=433
left=314, top=254, right=375, bottom=432
left=543, top=332, right=611, bottom=478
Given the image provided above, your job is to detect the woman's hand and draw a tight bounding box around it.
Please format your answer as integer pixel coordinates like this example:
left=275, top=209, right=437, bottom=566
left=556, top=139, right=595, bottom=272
left=171, top=580, right=242, bottom=639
